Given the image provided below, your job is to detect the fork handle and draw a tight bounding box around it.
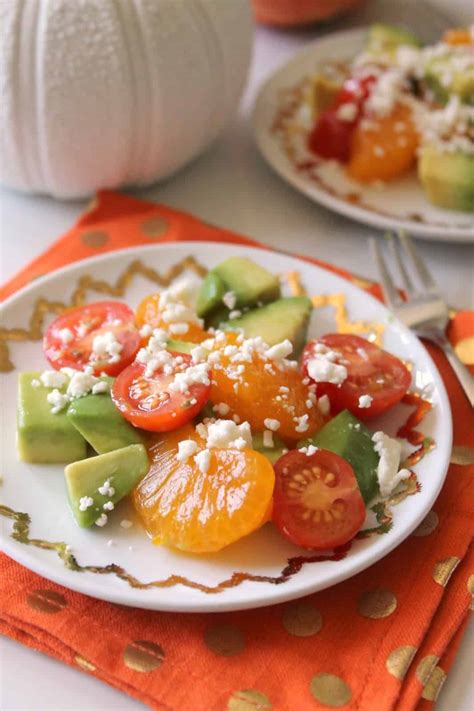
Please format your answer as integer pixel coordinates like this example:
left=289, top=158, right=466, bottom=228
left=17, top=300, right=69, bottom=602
left=426, top=332, right=474, bottom=408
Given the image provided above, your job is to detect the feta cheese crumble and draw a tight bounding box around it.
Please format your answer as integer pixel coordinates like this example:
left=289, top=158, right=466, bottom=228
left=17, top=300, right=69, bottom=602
left=299, top=444, right=319, bottom=457
left=91, top=330, right=123, bottom=364
left=294, top=414, right=309, bottom=433
left=263, top=430, right=274, bottom=448
left=358, top=394, right=373, bottom=409
left=222, top=291, right=237, bottom=309
left=58, top=327, right=74, bottom=344
left=120, top=519, right=133, bottom=529
left=176, top=439, right=199, bottom=462
left=95, top=513, right=108, bottom=527
left=317, top=395, right=331, bottom=415
left=372, top=431, right=411, bottom=497
left=78, top=496, right=94, bottom=511
left=46, top=389, right=70, bottom=414
left=265, top=339, right=293, bottom=362
left=307, top=358, right=348, bottom=385
left=98, top=479, right=115, bottom=497
left=40, top=370, right=68, bottom=389
left=264, top=418, right=280, bottom=431
left=194, top=449, right=212, bottom=474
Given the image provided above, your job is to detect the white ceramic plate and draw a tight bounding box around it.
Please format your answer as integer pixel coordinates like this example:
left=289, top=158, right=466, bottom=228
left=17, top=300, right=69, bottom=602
left=253, top=28, right=474, bottom=243
left=0, top=242, right=452, bottom=612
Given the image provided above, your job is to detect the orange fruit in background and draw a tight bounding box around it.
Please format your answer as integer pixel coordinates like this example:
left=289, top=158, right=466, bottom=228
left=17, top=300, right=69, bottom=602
left=252, top=0, right=365, bottom=27
left=209, top=334, right=324, bottom=441
left=347, top=104, right=418, bottom=183
left=133, top=425, right=275, bottom=553
left=135, top=292, right=208, bottom=343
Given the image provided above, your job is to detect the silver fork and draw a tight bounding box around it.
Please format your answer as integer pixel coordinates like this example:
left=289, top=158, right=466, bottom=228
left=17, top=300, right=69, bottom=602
left=370, top=231, right=474, bottom=408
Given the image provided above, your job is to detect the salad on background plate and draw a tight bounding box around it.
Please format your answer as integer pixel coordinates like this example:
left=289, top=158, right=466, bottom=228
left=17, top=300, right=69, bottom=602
left=254, top=24, right=474, bottom=241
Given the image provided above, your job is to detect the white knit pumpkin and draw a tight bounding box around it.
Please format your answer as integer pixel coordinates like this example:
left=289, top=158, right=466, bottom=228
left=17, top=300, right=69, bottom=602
left=0, top=0, right=252, bottom=199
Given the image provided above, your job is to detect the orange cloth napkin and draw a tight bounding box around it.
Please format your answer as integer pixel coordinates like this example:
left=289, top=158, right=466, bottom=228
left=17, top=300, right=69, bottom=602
left=1, top=191, right=473, bottom=711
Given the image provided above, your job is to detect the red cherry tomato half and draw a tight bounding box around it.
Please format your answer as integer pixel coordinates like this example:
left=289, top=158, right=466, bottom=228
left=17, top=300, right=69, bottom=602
left=308, top=74, right=376, bottom=162
left=43, top=301, right=141, bottom=376
left=308, top=110, right=354, bottom=162
left=273, top=448, right=365, bottom=550
left=111, top=354, right=210, bottom=432
left=302, top=334, right=411, bottom=420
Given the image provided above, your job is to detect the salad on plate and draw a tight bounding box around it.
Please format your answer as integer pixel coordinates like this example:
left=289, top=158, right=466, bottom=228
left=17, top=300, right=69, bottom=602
left=17, top=256, right=423, bottom=556
left=278, top=23, right=474, bottom=212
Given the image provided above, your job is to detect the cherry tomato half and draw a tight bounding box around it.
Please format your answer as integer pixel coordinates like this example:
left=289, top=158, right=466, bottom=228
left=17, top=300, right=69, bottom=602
left=111, top=354, right=210, bottom=432
left=308, top=74, right=376, bottom=162
left=302, top=334, right=411, bottom=420
left=273, top=448, right=366, bottom=550
left=43, top=301, right=141, bottom=376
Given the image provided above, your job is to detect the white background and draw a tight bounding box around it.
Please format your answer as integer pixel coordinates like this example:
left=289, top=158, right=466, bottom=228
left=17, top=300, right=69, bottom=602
left=1, top=1, right=473, bottom=709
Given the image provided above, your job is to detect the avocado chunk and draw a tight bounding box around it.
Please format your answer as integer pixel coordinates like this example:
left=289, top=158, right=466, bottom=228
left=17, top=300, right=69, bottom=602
left=301, top=410, right=379, bottom=503
left=64, top=444, right=149, bottom=527
left=212, top=257, right=281, bottom=309
left=67, top=384, right=143, bottom=455
left=225, top=297, right=313, bottom=357
left=17, top=372, right=87, bottom=464
left=252, top=432, right=287, bottom=465
left=196, top=272, right=226, bottom=318
left=166, top=339, right=195, bottom=355
left=367, top=23, right=420, bottom=55
left=424, top=52, right=474, bottom=105
left=419, top=146, right=474, bottom=212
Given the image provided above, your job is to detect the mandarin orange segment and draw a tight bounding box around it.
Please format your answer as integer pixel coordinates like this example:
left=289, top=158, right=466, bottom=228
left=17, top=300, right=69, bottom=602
left=347, top=104, right=418, bottom=183
left=135, top=293, right=208, bottom=343
left=209, top=333, right=324, bottom=441
left=133, top=425, right=275, bottom=553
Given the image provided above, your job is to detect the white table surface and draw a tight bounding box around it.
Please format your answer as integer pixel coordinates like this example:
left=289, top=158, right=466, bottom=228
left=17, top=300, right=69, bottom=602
left=1, top=1, right=473, bottom=709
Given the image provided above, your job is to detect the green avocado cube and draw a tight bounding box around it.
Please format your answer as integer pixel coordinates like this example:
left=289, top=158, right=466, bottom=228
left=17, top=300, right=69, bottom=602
left=67, top=384, right=143, bottom=455
left=196, top=272, right=227, bottom=318
left=367, top=23, right=421, bottom=56
left=212, top=257, right=281, bottom=308
left=225, top=296, right=313, bottom=357
left=300, top=410, right=379, bottom=503
left=64, top=444, right=149, bottom=527
left=419, top=147, right=474, bottom=212
left=17, top=372, right=87, bottom=464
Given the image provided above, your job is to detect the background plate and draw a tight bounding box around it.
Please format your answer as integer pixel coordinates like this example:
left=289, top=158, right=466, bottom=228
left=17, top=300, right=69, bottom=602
left=0, top=242, right=451, bottom=611
left=253, top=28, right=474, bottom=243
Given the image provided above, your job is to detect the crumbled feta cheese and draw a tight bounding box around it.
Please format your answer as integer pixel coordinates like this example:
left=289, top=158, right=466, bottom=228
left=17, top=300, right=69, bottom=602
left=76, top=322, right=90, bottom=338
left=229, top=310, right=242, bottom=319
left=120, top=519, right=133, bottom=529
left=95, top=513, right=108, bottom=527
left=263, top=430, right=274, bottom=448
left=103, top=501, right=115, bottom=511
left=194, top=449, right=212, bottom=474
left=222, top=291, right=237, bottom=309
left=92, top=380, right=109, bottom=395
left=58, top=327, right=74, bottom=344
left=139, top=324, right=153, bottom=338
left=40, top=370, right=68, bottom=389
left=176, top=439, right=199, bottom=462
left=213, top=402, right=230, bottom=416
left=299, top=444, right=318, bottom=457
left=336, top=102, right=358, bottom=122
left=67, top=367, right=97, bottom=399
left=305, top=399, right=313, bottom=409
left=317, top=394, right=330, bottom=415
left=31, top=379, right=41, bottom=388
left=191, top=345, right=209, bottom=364
left=169, top=322, right=189, bottom=335
left=307, top=358, right=348, bottom=385
left=372, top=431, right=411, bottom=497
left=265, top=339, right=293, bottom=362
left=264, top=418, right=280, bottom=431
left=91, top=331, right=123, bottom=364
left=46, top=389, right=69, bottom=414
left=169, top=363, right=211, bottom=394
left=358, top=394, right=373, bottom=409
left=205, top=419, right=252, bottom=450
left=98, top=479, right=115, bottom=497
left=294, top=414, right=309, bottom=433
left=79, top=496, right=94, bottom=511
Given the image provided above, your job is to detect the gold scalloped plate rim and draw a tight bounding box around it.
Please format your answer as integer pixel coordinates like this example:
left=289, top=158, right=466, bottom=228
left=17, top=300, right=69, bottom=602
left=0, top=242, right=452, bottom=611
